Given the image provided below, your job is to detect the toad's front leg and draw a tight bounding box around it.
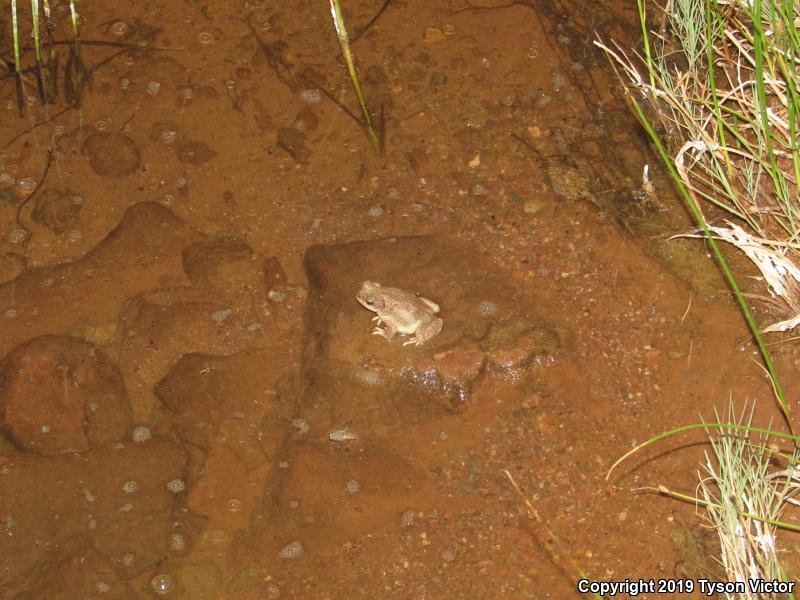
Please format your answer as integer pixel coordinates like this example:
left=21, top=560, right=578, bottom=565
left=373, top=321, right=397, bottom=341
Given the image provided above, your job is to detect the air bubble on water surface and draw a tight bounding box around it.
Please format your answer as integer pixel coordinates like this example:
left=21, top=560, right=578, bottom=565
left=150, top=574, right=174, bottom=594
left=166, top=478, right=186, bottom=494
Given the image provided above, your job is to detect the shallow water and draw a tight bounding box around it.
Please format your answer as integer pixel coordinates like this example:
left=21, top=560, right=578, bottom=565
left=1, top=0, right=799, bottom=598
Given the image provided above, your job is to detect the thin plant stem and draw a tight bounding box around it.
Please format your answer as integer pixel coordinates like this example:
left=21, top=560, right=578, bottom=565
left=30, top=0, right=47, bottom=103
left=637, top=0, right=656, bottom=88
left=11, top=0, right=25, bottom=114
left=328, top=0, right=380, bottom=148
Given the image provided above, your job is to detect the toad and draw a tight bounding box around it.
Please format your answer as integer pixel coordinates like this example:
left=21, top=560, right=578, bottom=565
left=356, top=281, right=443, bottom=346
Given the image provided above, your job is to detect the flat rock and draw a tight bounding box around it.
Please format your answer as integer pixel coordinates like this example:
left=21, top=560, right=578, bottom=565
left=182, top=241, right=254, bottom=287
left=303, top=235, right=528, bottom=416
left=156, top=348, right=290, bottom=452
left=486, top=326, right=561, bottom=374
left=0, top=438, right=187, bottom=596
left=16, top=540, right=131, bottom=600
left=83, top=132, right=142, bottom=178
left=176, top=140, right=217, bottom=166
left=0, top=335, right=132, bottom=454
left=31, top=188, right=84, bottom=233
left=0, top=202, right=202, bottom=360
left=413, top=347, right=487, bottom=404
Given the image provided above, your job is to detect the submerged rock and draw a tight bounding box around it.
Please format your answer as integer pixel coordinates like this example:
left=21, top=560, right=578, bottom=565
left=83, top=132, right=141, bottom=177
left=0, top=335, right=132, bottom=454
left=31, top=188, right=84, bottom=233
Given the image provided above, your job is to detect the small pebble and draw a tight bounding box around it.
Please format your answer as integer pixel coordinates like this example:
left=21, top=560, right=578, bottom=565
left=401, top=509, right=416, bottom=527
left=169, top=533, right=186, bottom=551
left=15, top=177, right=35, bottom=191
left=300, top=89, right=321, bottom=104
left=367, top=205, right=384, bottom=218
left=477, top=300, right=497, bottom=317
left=166, top=478, right=186, bottom=494
left=131, top=426, right=151, bottom=443
left=8, top=229, right=27, bottom=243
left=356, top=370, right=380, bottom=386
left=345, top=479, right=360, bottom=494
left=268, top=289, right=287, bottom=303
left=279, top=541, right=304, bottom=559
left=211, top=309, right=233, bottom=324
left=265, top=583, right=281, bottom=598
left=210, top=528, right=225, bottom=542
left=160, top=129, right=178, bottom=144
left=146, top=81, right=161, bottom=96
left=423, top=27, right=444, bottom=42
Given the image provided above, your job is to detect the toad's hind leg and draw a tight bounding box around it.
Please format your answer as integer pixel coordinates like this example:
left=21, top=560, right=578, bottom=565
left=402, top=317, right=443, bottom=346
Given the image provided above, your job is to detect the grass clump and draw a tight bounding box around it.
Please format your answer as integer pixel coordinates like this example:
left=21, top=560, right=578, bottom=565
left=595, top=0, right=800, bottom=429
left=698, top=405, right=798, bottom=596
left=7, top=0, right=86, bottom=112
left=596, top=0, right=800, bottom=589
left=598, top=0, right=800, bottom=333
left=608, top=405, right=800, bottom=597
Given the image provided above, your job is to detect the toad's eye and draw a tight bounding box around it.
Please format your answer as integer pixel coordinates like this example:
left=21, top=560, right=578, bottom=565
left=364, top=299, right=374, bottom=306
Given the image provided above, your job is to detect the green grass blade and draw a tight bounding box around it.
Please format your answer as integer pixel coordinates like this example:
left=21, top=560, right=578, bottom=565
left=629, top=93, right=791, bottom=430
left=328, top=0, right=380, bottom=148
left=606, top=421, right=799, bottom=480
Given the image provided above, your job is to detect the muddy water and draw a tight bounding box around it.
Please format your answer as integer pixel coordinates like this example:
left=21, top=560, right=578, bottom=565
left=1, top=0, right=799, bottom=598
